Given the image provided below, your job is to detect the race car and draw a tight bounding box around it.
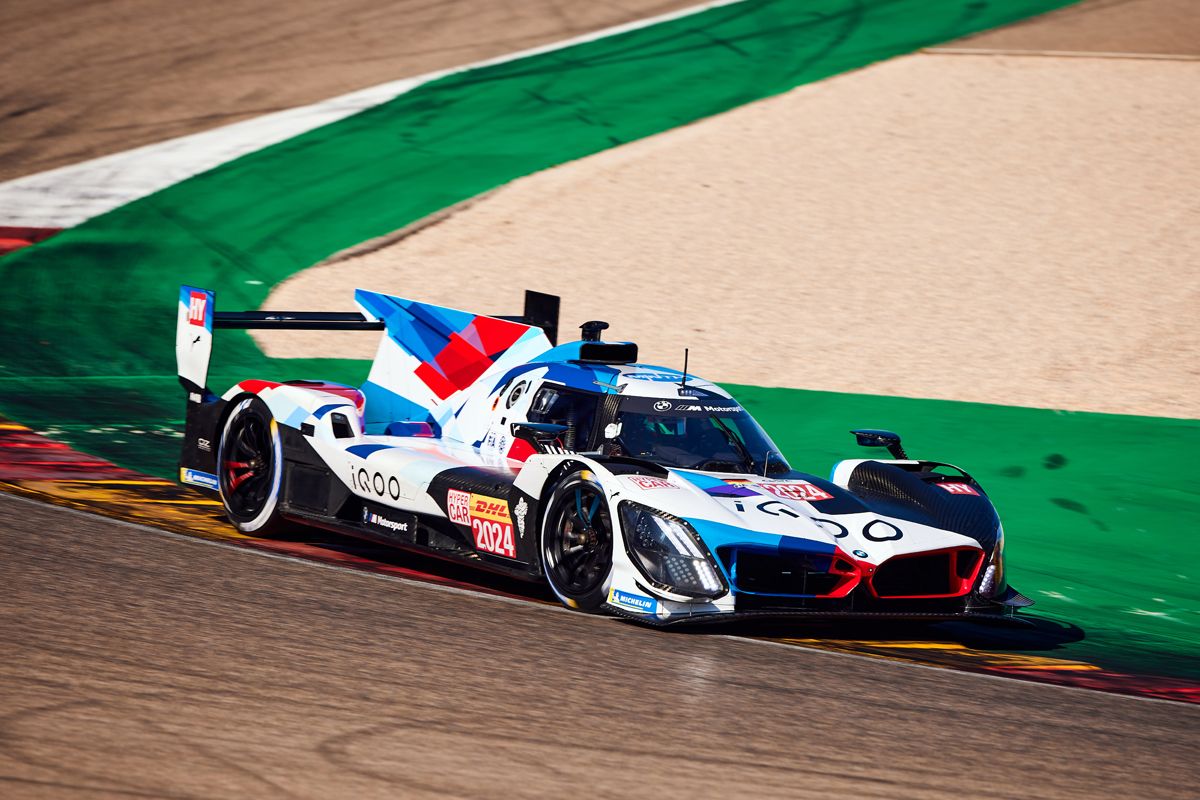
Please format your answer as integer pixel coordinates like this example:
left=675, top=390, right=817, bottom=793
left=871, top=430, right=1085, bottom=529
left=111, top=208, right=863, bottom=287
left=175, top=285, right=1032, bottom=623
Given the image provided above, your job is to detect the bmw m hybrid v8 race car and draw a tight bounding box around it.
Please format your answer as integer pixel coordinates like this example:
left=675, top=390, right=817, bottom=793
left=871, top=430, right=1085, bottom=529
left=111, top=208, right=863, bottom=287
left=175, top=285, right=1033, bottom=623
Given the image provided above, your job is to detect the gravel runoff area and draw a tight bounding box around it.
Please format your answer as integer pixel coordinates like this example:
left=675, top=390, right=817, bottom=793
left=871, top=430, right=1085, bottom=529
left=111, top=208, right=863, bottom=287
left=261, top=2, right=1200, bottom=419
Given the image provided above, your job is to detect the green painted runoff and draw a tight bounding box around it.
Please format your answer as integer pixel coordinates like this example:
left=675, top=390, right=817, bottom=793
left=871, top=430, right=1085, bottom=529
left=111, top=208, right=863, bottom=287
left=734, top=385, right=1199, bottom=680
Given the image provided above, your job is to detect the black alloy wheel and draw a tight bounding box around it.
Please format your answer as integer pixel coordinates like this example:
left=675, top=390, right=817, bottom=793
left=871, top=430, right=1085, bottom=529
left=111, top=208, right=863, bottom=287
left=541, top=471, right=614, bottom=610
left=218, top=397, right=285, bottom=535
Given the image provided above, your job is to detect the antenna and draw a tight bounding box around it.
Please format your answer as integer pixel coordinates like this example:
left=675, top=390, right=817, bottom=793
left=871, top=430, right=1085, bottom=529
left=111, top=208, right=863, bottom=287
left=680, top=348, right=689, bottom=386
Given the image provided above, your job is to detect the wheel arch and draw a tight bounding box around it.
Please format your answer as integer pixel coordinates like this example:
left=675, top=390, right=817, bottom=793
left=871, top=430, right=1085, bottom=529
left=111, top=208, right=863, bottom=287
left=512, top=455, right=614, bottom=574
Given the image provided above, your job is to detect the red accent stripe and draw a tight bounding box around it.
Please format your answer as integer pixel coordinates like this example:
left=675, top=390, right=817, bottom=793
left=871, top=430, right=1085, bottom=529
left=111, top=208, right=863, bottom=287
left=239, top=379, right=282, bottom=395
left=283, top=381, right=365, bottom=411
left=867, top=546, right=984, bottom=600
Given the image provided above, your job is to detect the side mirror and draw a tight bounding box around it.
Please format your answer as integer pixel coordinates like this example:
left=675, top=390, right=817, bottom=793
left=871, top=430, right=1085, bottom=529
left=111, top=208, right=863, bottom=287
left=511, top=422, right=570, bottom=452
left=850, top=428, right=908, bottom=459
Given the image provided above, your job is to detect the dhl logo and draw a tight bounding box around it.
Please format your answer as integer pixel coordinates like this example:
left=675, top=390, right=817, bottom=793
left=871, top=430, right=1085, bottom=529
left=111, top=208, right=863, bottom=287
left=471, top=495, right=511, bottom=524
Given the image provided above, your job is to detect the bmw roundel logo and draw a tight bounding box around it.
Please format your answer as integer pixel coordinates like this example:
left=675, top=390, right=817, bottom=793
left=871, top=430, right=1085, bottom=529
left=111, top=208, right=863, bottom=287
left=507, top=380, right=528, bottom=408
left=853, top=549, right=869, bottom=558
left=653, top=400, right=672, bottom=411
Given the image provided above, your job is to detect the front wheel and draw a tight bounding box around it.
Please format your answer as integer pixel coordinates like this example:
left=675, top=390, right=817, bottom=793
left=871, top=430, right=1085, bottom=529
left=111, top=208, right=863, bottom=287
left=217, top=396, right=286, bottom=535
left=540, top=470, right=614, bottom=611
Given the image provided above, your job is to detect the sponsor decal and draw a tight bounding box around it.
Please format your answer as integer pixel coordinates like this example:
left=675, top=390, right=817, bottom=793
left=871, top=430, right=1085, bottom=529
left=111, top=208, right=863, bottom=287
left=758, top=481, right=834, bottom=503
left=187, top=291, right=207, bottom=326
left=364, top=509, right=410, bottom=534
left=197, top=437, right=211, bottom=453
left=471, top=494, right=516, bottom=558
left=472, top=496, right=509, bottom=522
left=756, top=499, right=801, bottom=518
left=862, top=520, right=903, bottom=541
left=447, top=488, right=471, bottom=526
left=626, top=371, right=685, bottom=382
left=812, top=518, right=849, bottom=538
left=483, top=428, right=509, bottom=453
left=628, top=476, right=673, bottom=490
left=670, top=403, right=744, bottom=413
left=188, top=392, right=202, bottom=403
left=352, top=467, right=405, bottom=500
left=180, top=467, right=219, bottom=491
left=608, top=588, right=659, bottom=614
left=513, top=497, right=528, bottom=536
left=938, top=482, right=980, bottom=496
left=447, top=490, right=516, bottom=558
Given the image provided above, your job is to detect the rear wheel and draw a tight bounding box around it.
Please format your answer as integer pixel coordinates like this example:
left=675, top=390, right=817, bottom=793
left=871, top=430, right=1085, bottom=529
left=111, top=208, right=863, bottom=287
left=540, top=470, right=614, bottom=611
left=218, top=396, right=286, bottom=535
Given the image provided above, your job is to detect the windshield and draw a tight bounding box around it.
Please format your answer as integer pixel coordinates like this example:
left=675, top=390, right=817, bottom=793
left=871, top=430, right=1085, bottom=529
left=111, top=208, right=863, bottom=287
left=612, top=395, right=789, bottom=474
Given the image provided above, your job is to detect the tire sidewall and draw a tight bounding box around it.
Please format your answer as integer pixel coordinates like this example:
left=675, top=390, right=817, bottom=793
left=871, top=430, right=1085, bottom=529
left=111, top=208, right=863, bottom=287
left=217, top=396, right=284, bottom=533
left=540, top=470, right=614, bottom=612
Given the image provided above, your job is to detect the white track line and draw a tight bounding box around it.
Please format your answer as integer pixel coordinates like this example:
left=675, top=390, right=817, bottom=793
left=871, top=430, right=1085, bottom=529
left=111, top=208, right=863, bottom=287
left=3, top=491, right=1192, bottom=708
left=0, top=0, right=747, bottom=229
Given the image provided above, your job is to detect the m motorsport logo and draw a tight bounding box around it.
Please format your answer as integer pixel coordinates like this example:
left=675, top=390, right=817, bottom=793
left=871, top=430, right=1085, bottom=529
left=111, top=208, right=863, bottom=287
left=362, top=506, right=411, bottom=534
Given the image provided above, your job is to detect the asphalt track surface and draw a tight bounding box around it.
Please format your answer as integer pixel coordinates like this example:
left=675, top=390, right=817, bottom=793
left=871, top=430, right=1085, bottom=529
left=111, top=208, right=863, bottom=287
left=3, top=493, right=1198, bottom=800
left=0, top=0, right=699, bottom=182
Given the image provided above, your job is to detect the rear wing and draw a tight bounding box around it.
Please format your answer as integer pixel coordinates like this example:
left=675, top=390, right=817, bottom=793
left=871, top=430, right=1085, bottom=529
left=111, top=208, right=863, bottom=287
left=175, top=285, right=560, bottom=398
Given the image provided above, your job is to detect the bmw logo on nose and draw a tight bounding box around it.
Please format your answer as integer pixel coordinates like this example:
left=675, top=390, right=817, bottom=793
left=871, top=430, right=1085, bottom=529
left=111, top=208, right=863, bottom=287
left=853, top=549, right=869, bottom=558
left=653, top=400, right=672, bottom=411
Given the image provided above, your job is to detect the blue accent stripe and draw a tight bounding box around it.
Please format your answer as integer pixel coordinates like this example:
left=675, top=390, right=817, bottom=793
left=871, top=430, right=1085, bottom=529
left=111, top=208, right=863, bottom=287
left=284, top=406, right=310, bottom=429
left=347, top=444, right=392, bottom=459
left=687, top=517, right=837, bottom=561
left=312, top=403, right=344, bottom=419
left=673, top=470, right=730, bottom=490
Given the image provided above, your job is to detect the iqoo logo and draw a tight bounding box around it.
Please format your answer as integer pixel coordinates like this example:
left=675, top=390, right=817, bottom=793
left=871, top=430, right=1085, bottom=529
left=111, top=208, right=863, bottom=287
left=350, top=465, right=403, bottom=501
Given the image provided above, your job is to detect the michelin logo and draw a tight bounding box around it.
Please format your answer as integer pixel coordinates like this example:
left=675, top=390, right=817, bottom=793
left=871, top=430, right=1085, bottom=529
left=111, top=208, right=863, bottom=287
left=608, top=588, right=658, bottom=614
left=513, top=497, right=529, bottom=537
left=180, top=468, right=219, bottom=491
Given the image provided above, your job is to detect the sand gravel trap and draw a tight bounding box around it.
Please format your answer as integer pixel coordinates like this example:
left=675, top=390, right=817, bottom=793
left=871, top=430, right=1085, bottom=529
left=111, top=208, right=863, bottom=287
left=262, top=51, right=1199, bottom=418
left=947, top=0, right=1200, bottom=56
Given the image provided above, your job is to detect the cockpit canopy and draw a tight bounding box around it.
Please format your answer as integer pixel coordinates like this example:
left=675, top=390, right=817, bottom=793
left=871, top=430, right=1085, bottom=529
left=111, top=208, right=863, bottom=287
left=523, top=381, right=788, bottom=475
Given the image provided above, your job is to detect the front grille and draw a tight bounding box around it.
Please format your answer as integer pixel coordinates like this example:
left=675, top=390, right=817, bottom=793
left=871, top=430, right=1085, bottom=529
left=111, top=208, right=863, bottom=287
left=727, top=549, right=853, bottom=597
left=870, top=548, right=983, bottom=599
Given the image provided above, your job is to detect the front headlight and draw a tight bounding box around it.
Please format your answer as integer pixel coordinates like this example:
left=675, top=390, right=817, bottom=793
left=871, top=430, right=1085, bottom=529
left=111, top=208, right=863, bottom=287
left=978, top=525, right=1007, bottom=599
left=619, top=502, right=726, bottom=599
